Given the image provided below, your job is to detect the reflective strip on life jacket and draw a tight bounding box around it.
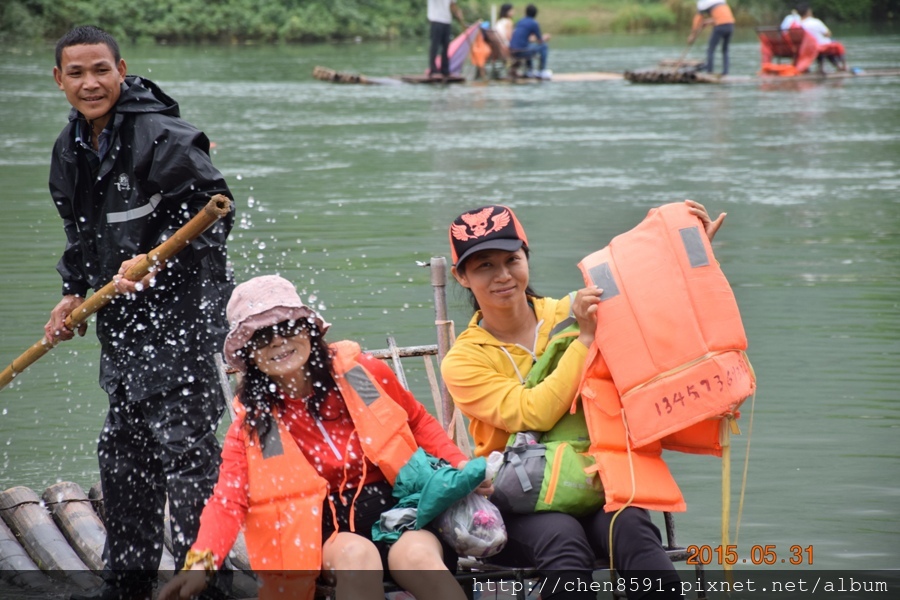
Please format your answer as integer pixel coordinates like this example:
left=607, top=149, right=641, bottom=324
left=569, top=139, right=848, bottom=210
left=578, top=202, right=755, bottom=452
left=241, top=341, right=418, bottom=577
left=332, top=341, right=419, bottom=485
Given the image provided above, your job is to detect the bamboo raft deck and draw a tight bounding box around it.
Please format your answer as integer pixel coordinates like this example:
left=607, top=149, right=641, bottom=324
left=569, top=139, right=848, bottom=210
left=0, top=480, right=262, bottom=599
left=625, top=61, right=900, bottom=85
left=312, top=65, right=623, bottom=85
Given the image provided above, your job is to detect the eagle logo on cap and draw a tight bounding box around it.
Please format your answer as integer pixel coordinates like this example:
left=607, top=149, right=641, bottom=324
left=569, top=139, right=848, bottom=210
left=451, top=207, right=511, bottom=241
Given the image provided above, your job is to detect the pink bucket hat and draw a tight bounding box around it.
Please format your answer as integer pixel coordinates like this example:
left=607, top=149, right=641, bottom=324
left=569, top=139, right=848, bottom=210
left=223, top=275, right=331, bottom=373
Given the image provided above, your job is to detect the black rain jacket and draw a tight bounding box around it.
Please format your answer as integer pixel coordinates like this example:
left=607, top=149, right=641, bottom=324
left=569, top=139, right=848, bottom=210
left=49, top=76, right=235, bottom=401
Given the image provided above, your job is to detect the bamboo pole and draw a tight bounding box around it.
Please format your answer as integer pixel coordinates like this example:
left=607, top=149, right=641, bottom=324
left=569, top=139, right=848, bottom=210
left=671, top=36, right=697, bottom=72
left=0, top=194, right=233, bottom=391
left=430, top=257, right=458, bottom=433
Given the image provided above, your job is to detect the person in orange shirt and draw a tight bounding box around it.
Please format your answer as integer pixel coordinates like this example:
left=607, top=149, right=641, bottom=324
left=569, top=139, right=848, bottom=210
left=687, top=0, right=735, bottom=75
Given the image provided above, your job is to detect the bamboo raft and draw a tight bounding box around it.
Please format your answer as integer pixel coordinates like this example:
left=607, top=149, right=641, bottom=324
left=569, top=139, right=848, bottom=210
left=625, top=61, right=900, bottom=84
left=311, top=65, right=465, bottom=85
left=0, top=481, right=261, bottom=598
left=624, top=59, right=708, bottom=84
left=311, top=65, right=407, bottom=86
left=312, top=65, right=623, bottom=85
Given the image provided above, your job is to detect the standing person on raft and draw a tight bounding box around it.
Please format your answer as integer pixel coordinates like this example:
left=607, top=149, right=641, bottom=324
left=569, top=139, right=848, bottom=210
left=687, top=0, right=735, bottom=76
left=46, top=25, right=234, bottom=600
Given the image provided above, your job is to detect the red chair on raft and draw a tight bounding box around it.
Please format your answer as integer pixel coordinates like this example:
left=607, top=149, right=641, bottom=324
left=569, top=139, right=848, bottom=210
left=756, top=25, right=818, bottom=76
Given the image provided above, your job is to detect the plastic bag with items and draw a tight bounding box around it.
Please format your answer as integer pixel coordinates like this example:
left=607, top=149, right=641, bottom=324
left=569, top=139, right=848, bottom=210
left=435, top=492, right=507, bottom=558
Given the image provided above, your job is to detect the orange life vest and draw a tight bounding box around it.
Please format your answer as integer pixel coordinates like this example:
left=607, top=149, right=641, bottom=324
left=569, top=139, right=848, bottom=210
left=694, top=2, right=735, bottom=28
left=576, top=203, right=755, bottom=512
left=576, top=349, right=687, bottom=513
left=237, top=341, right=418, bottom=599
left=470, top=30, right=493, bottom=69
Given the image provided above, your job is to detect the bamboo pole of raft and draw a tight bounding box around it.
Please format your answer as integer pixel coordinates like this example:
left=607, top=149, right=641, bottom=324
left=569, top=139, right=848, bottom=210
left=0, top=194, right=233, bottom=391
left=0, top=486, right=101, bottom=590
left=42, top=482, right=106, bottom=573
left=429, top=257, right=456, bottom=431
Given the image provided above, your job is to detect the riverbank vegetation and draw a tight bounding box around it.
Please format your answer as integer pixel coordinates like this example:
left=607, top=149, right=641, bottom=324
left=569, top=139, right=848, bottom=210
left=2, top=0, right=896, bottom=44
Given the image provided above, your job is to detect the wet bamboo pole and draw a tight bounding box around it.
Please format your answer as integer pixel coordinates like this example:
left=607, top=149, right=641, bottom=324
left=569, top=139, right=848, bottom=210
left=0, top=194, right=233, bottom=391
left=430, top=257, right=459, bottom=433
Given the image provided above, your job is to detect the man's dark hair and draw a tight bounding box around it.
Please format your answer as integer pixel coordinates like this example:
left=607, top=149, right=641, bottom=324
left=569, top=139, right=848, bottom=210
left=55, top=25, right=121, bottom=69
left=796, top=3, right=810, bottom=16
left=526, top=4, right=538, bottom=18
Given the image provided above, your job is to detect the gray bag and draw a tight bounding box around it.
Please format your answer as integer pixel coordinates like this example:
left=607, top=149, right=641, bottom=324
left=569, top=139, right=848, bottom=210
left=491, top=414, right=604, bottom=516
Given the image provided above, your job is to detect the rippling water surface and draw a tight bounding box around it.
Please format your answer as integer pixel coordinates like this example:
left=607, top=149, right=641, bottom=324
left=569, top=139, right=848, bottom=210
left=1, top=31, right=898, bottom=570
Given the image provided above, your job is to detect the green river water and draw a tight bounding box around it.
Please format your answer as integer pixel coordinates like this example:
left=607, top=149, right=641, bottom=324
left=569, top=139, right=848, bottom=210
left=1, top=30, right=898, bottom=573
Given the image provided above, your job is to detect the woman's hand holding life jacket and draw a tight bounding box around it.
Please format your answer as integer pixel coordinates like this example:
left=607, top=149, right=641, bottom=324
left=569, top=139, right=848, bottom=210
left=684, top=199, right=726, bottom=242
left=574, top=286, right=602, bottom=348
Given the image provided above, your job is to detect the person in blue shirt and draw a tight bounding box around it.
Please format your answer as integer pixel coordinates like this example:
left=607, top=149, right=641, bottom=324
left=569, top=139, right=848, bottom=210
left=508, top=4, right=552, bottom=79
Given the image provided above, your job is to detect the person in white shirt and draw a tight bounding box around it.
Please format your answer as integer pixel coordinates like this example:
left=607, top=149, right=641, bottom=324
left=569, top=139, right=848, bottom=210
left=495, top=3, right=514, bottom=46
left=799, top=3, right=847, bottom=71
left=780, top=7, right=801, bottom=30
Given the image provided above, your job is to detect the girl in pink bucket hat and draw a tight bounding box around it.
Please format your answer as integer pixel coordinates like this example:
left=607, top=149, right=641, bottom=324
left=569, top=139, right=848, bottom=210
left=161, top=275, right=475, bottom=600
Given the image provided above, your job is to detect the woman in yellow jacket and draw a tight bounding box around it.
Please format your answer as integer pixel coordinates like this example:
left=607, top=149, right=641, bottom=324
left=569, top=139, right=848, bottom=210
left=441, top=203, right=724, bottom=600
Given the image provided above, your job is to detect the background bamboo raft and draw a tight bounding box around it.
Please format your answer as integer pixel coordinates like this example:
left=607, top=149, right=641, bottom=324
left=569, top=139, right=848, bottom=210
left=311, top=65, right=410, bottom=86
left=312, top=65, right=623, bottom=86
left=624, top=59, right=708, bottom=84
left=625, top=62, right=900, bottom=85
left=312, top=65, right=373, bottom=84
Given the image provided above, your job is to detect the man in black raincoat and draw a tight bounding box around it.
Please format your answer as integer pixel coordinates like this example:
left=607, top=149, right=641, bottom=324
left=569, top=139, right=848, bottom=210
left=45, top=25, right=234, bottom=600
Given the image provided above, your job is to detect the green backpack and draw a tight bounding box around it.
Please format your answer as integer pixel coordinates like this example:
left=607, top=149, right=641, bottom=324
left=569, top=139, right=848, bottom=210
left=490, top=315, right=606, bottom=516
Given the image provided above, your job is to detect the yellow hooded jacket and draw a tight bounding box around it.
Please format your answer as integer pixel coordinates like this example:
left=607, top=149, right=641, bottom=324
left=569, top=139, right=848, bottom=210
left=441, top=295, right=588, bottom=457
left=443, top=295, right=688, bottom=513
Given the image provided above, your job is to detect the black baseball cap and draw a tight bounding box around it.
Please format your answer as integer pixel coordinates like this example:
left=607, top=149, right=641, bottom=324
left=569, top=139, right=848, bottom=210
left=449, top=205, right=529, bottom=267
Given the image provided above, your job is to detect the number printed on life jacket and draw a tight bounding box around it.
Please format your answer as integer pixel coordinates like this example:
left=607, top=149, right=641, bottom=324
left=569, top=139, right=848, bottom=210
left=653, top=360, right=751, bottom=418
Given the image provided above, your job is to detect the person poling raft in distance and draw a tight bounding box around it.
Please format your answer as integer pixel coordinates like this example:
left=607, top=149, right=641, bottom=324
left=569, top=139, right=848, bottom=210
left=159, top=275, right=489, bottom=600
left=440, top=200, right=732, bottom=600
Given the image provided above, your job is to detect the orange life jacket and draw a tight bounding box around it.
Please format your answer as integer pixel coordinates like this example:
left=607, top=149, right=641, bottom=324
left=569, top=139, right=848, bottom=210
left=237, top=341, right=418, bottom=599
left=470, top=30, right=493, bottom=69
left=694, top=3, right=735, bottom=28
left=576, top=203, right=755, bottom=512
left=577, top=350, right=687, bottom=513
